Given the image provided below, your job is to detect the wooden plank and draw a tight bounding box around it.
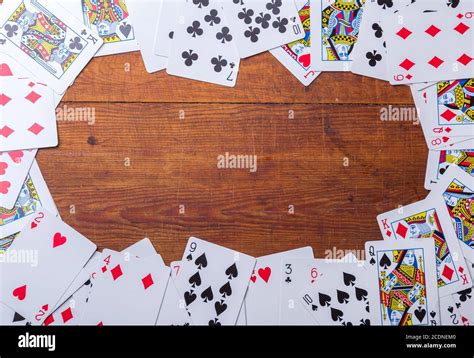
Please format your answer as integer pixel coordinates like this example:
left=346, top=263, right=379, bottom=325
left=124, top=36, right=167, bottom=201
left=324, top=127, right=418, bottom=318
left=39, top=102, right=427, bottom=262
left=63, top=52, right=414, bottom=105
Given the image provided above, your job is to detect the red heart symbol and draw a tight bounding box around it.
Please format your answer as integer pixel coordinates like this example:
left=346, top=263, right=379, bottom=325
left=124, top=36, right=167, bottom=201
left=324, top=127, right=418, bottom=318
left=13, top=285, right=27, bottom=301
left=0, top=181, right=11, bottom=194
left=258, top=267, right=272, bottom=283
left=31, top=221, right=38, bottom=229
left=0, top=162, right=8, bottom=175
left=442, top=137, right=449, bottom=143
left=0, top=63, right=13, bottom=77
left=250, top=275, right=257, bottom=283
left=7, top=151, right=24, bottom=164
left=298, top=53, right=311, bottom=68
left=42, top=304, right=49, bottom=311
left=53, top=233, right=67, bottom=248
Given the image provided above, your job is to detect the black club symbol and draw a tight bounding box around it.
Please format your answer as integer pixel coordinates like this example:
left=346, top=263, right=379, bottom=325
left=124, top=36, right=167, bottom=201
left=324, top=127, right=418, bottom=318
left=376, top=0, right=393, bottom=9
left=255, top=13, right=271, bottom=29
left=238, top=8, right=254, bottom=25
left=272, top=17, right=288, bottom=34
left=193, top=0, right=209, bottom=8
left=69, top=37, right=83, bottom=51
left=266, top=0, right=282, bottom=15
left=182, top=50, right=198, bottom=67
left=372, top=23, right=383, bottom=38
left=4, top=24, right=18, bottom=38
left=216, top=27, right=232, bottom=44
left=366, top=50, right=382, bottom=67
left=205, top=9, right=221, bottom=26
left=211, top=55, right=228, bottom=73
left=244, top=26, right=260, bottom=43
left=447, top=0, right=460, bottom=8
left=458, top=288, right=472, bottom=302
left=187, top=21, right=203, bottom=38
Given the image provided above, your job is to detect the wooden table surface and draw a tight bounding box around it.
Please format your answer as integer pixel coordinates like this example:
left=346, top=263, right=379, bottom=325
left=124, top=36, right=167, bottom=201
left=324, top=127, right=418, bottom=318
left=37, top=52, right=424, bottom=263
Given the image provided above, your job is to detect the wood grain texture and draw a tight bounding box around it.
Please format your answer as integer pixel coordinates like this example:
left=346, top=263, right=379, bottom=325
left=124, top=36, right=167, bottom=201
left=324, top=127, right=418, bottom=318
left=37, top=54, right=427, bottom=263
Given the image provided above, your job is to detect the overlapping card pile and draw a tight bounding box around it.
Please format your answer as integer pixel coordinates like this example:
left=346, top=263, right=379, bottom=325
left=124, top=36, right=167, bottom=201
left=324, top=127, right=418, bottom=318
left=0, top=0, right=473, bottom=326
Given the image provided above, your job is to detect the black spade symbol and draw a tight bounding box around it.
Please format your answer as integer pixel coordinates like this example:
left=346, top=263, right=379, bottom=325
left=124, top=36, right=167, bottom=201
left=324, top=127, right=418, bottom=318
left=215, top=301, right=227, bottom=316
left=355, top=287, right=368, bottom=301
left=225, top=263, right=238, bottom=279
left=379, top=253, right=391, bottom=269
left=337, top=290, right=350, bottom=304
left=414, top=307, right=427, bottom=322
left=330, top=307, right=344, bottom=322
left=184, top=291, right=197, bottom=306
left=189, top=271, right=202, bottom=288
left=219, top=282, right=232, bottom=297
left=343, top=272, right=356, bottom=286
left=319, top=293, right=331, bottom=307
left=200, top=286, right=214, bottom=302
left=195, top=253, right=208, bottom=269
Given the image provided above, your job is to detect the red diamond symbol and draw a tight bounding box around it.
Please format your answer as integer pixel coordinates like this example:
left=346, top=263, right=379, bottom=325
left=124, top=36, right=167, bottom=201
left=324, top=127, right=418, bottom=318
left=101, top=265, right=107, bottom=273
left=445, top=127, right=452, bottom=133
left=459, top=266, right=464, bottom=274
left=400, top=59, right=415, bottom=71
left=142, top=273, right=154, bottom=290
left=425, top=25, right=441, bottom=37
left=396, top=223, right=408, bottom=238
left=97, top=321, right=103, bottom=326
left=25, top=91, right=41, bottom=104
left=397, top=27, right=412, bottom=39
left=28, top=123, right=44, bottom=135
left=43, top=315, right=55, bottom=326
left=28, top=82, right=35, bottom=88
left=441, top=109, right=457, bottom=122
left=457, top=13, right=464, bottom=19
left=454, top=22, right=470, bottom=35
left=0, top=126, right=14, bottom=138
left=428, top=56, right=444, bottom=68
left=406, top=74, right=413, bottom=80
left=457, top=54, right=473, bottom=66
left=0, top=93, right=11, bottom=106
left=442, top=265, right=454, bottom=281
left=61, top=307, right=73, bottom=323
left=111, top=264, right=123, bottom=280
left=386, top=230, right=392, bottom=237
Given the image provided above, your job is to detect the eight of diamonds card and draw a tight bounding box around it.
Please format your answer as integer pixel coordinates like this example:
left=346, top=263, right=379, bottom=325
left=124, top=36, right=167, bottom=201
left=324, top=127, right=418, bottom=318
left=428, top=165, right=474, bottom=263
left=377, top=198, right=472, bottom=297
left=365, top=239, right=440, bottom=326
left=311, top=0, right=365, bottom=72
left=0, top=0, right=103, bottom=94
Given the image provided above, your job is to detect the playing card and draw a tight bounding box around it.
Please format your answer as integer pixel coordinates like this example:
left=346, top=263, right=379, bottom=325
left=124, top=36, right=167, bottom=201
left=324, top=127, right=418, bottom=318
left=0, top=160, right=58, bottom=238
left=310, top=0, right=365, bottom=71
left=0, top=76, right=57, bottom=152
left=80, top=250, right=171, bottom=325
left=167, top=0, right=240, bottom=87
left=245, top=246, right=314, bottom=325
left=126, top=0, right=168, bottom=73
left=173, top=237, right=256, bottom=326
left=452, top=286, right=474, bottom=324
left=270, top=1, right=320, bottom=86
left=439, top=293, right=471, bottom=325
left=298, top=261, right=376, bottom=326
left=0, top=0, right=103, bottom=94
left=60, top=0, right=139, bottom=57
left=377, top=197, right=472, bottom=297
left=0, top=149, right=37, bottom=210
left=153, top=0, right=179, bottom=58
left=222, top=0, right=305, bottom=59
left=427, top=165, right=474, bottom=263
left=351, top=0, right=414, bottom=80
left=0, top=209, right=96, bottom=325
left=425, top=145, right=474, bottom=190
left=366, top=239, right=440, bottom=326
left=411, top=80, right=474, bottom=149
left=386, top=6, right=474, bottom=85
